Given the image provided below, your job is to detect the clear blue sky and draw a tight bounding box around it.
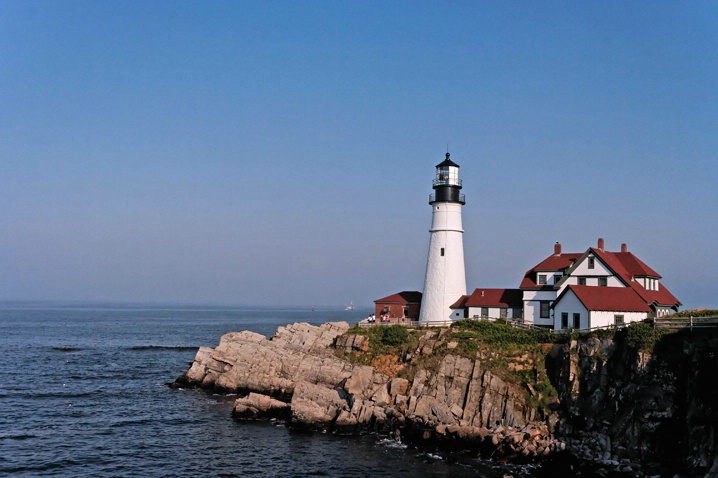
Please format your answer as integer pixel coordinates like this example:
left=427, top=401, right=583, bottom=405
left=1, top=1, right=716, bottom=309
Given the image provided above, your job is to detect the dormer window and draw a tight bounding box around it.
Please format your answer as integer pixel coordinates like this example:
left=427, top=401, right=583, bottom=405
left=644, top=278, right=659, bottom=291
left=538, top=274, right=547, bottom=285
left=639, top=277, right=658, bottom=290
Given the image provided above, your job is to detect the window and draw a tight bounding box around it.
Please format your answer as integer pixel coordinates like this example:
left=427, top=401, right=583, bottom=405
left=538, top=274, right=547, bottom=285
left=540, top=301, right=550, bottom=319
left=599, top=277, right=607, bottom=287
left=578, top=277, right=586, bottom=286
left=440, top=248, right=445, bottom=256
left=481, top=307, right=488, bottom=319
left=561, top=312, right=568, bottom=329
left=648, top=278, right=658, bottom=291
left=614, top=314, right=625, bottom=327
left=512, top=307, right=523, bottom=319
left=573, top=313, right=581, bottom=329
left=554, top=275, right=562, bottom=284
left=588, top=257, right=595, bottom=269
left=499, top=308, right=507, bottom=319
left=403, top=306, right=410, bottom=317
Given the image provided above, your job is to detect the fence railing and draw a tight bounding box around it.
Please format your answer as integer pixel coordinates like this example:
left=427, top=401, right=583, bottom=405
left=653, top=316, right=718, bottom=331
left=356, top=316, right=718, bottom=333
left=357, top=319, right=453, bottom=328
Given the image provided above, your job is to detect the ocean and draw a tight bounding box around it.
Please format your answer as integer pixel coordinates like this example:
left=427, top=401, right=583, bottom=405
left=0, top=303, right=527, bottom=477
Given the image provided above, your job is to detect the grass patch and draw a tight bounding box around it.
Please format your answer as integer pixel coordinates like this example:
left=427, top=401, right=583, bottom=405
left=450, top=319, right=554, bottom=345
left=668, top=309, right=718, bottom=318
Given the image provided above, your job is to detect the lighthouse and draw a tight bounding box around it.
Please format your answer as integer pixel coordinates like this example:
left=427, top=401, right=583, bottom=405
left=418, top=153, right=467, bottom=325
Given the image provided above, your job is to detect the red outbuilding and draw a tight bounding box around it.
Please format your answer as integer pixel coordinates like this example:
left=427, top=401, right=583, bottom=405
left=374, top=291, right=422, bottom=323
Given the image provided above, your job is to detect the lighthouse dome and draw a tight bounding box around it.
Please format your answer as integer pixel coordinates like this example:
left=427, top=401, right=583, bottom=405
left=435, top=152, right=459, bottom=169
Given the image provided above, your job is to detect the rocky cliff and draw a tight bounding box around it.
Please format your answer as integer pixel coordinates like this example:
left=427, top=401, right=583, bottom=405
left=173, top=321, right=718, bottom=477
left=547, top=326, right=718, bottom=477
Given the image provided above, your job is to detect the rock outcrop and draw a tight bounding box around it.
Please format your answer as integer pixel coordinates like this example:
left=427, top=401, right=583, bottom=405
left=175, top=322, right=559, bottom=460
left=174, top=321, right=718, bottom=477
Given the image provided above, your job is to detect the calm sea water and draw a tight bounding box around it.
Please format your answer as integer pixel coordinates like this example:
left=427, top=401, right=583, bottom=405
left=0, top=303, right=527, bottom=477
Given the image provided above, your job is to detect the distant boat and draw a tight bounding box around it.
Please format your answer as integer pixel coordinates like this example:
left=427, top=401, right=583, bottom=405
left=345, top=302, right=356, bottom=311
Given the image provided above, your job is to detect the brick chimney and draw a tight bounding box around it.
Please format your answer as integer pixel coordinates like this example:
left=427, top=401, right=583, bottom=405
left=621, top=243, right=628, bottom=253
left=597, top=237, right=605, bottom=251
left=554, top=242, right=562, bottom=256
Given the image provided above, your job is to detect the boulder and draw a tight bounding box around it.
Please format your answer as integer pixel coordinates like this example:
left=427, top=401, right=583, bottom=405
left=291, top=381, right=349, bottom=429
left=181, top=322, right=352, bottom=398
left=233, top=392, right=291, bottom=419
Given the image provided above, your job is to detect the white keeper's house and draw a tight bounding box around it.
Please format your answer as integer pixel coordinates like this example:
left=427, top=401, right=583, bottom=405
left=450, top=238, right=681, bottom=331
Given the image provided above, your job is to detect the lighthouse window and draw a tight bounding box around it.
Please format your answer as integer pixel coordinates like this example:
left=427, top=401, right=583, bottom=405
left=440, top=248, right=445, bottom=256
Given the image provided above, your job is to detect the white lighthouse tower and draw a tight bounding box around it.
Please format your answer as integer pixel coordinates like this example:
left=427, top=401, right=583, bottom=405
left=418, top=153, right=467, bottom=326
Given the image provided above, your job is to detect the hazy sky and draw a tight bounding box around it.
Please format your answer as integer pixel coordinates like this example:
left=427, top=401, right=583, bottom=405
left=1, top=1, right=716, bottom=309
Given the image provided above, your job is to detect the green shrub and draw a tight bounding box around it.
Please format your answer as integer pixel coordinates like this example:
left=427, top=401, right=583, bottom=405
left=624, top=322, right=666, bottom=352
left=381, top=325, right=409, bottom=346
left=458, top=339, right=479, bottom=355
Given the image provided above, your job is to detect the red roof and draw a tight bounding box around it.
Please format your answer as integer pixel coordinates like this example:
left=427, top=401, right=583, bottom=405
left=450, top=295, right=470, bottom=309
left=520, top=253, right=582, bottom=289
left=519, top=246, right=681, bottom=308
left=592, top=249, right=680, bottom=307
left=464, top=288, right=523, bottom=308
left=560, top=285, right=652, bottom=313
left=374, top=291, right=422, bottom=304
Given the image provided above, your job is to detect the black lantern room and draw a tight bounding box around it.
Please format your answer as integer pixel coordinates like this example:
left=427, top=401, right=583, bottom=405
left=430, top=152, right=465, bottom=205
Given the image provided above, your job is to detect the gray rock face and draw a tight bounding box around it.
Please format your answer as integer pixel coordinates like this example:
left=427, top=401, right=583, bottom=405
left=291, top=381, right=349, bottom=428
left=180, top=323, right=718, bottom=474
left=184, top=322, right=353, bottom=398
left=178, top=323, right=559, bottom=460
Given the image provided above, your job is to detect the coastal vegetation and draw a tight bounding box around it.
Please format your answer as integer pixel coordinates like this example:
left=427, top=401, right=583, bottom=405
left=668, top=308, right=718, bottom=318
left=335, top=317, right=715, bottom=412
left=337, top=320, right=562, bottom=411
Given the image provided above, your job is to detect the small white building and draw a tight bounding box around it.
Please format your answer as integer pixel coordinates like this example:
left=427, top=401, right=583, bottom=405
left=450, top=288, right=523, bottom=321
left=552, top=285, right=652, bottom=331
